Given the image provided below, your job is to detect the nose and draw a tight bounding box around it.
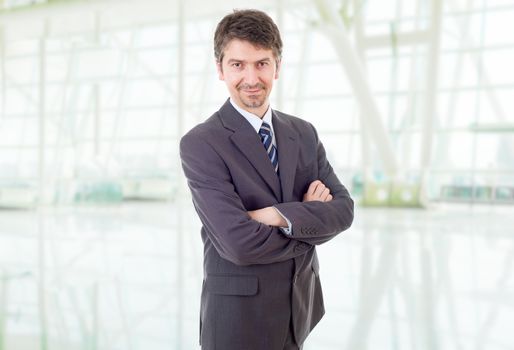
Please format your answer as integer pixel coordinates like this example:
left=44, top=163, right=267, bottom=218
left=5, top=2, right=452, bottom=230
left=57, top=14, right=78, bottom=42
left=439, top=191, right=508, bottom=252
left=243, top=65, right=259, bottom=85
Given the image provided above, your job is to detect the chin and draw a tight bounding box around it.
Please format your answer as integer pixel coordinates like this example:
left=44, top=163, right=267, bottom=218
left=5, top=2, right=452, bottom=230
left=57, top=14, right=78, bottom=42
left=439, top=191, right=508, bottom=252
left=245, top=102, right=265, bottom=109
left=242, top=98, right=265, bottom=108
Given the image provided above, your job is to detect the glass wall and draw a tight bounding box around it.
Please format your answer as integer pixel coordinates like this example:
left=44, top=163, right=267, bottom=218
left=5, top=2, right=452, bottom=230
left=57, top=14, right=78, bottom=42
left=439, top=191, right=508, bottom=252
left=0, top=0, right=512, bottom=208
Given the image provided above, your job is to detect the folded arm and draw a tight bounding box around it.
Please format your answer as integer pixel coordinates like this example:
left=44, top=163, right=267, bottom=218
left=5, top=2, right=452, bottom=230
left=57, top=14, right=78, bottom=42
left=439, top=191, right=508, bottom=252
left=180, top=132, right=312, bottom=266
left=247, top=179, right=333, bottom=227
left=249, top=126, right=354, bottom=245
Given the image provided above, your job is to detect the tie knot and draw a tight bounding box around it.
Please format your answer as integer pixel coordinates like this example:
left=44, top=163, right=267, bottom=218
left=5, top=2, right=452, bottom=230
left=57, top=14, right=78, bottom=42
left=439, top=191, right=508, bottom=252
left=258, top=121, right=278, bottom=173
left=259, top=122, right=272, bottom=136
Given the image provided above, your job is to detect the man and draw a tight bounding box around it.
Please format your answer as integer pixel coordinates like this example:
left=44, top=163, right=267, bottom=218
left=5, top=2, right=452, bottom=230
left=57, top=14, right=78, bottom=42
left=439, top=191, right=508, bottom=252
left=180, top=9, right=354, bottom=350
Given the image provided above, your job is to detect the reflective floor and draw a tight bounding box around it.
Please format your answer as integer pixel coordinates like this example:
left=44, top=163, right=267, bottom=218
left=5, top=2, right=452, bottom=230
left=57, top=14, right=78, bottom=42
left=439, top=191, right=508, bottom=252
left=0, top=200, right=513, bottom=350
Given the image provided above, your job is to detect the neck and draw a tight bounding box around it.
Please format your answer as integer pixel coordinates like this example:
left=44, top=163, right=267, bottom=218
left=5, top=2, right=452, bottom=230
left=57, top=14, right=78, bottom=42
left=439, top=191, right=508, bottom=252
left=246, top=106, right=268, bottom=119
left=232, top=99, right=269, bottom=118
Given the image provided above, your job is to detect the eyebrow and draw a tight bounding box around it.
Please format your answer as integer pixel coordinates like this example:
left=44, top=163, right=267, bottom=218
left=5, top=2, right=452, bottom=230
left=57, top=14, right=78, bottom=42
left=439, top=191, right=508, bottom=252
left=226, top=58, right=272, bottom=64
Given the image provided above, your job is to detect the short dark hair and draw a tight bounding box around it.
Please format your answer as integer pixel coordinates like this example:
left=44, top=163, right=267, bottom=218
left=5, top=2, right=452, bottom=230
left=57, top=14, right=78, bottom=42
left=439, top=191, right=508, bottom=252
left=214, top=9, right=283, bottom=64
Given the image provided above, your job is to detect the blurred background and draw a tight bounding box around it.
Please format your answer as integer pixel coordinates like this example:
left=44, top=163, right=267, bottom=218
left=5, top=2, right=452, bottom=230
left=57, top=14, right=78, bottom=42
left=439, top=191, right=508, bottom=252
left=0, top=0, right=513, bottom=349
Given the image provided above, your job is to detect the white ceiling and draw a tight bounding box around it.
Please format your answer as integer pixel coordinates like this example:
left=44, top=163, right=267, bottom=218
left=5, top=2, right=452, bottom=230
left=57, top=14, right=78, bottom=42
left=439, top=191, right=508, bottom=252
left=0, top=0, right=307, bottom=41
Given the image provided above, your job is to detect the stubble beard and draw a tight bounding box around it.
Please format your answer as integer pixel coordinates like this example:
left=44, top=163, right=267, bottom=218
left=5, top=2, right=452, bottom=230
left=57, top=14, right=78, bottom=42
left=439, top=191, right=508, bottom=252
left=241, top=95, right=266, bottom=109
left=237, top=83, right=267, bottom=109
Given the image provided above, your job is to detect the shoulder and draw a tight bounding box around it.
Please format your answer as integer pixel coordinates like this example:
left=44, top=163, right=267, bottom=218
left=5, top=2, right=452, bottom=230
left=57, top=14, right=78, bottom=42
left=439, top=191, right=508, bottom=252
left=180, top=112, right=225, bottom=147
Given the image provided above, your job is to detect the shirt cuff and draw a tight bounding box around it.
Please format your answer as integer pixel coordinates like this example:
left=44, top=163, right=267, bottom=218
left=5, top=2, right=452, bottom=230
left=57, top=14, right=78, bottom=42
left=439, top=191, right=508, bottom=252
left=273, top=206, right=293, bottom=235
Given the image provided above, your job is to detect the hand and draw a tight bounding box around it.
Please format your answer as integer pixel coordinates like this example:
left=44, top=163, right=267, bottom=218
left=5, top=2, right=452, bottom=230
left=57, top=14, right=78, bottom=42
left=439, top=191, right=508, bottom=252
left=247, top=207, right=287, bottom=227
left=303, top=180, right=333, bottom=202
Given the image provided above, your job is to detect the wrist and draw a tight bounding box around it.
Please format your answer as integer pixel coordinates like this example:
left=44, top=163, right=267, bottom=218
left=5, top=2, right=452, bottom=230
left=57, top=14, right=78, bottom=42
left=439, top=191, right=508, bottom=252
left=270, top=207, right=287, bottom=227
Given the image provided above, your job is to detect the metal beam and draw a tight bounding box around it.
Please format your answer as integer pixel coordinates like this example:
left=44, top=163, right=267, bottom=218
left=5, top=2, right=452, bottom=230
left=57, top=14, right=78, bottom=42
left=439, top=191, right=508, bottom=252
left=0, top=25, right=4, bottom=119
left=175, top=1, right=185, bottom=349
left=469, top=123, right=514, bottom=133
left=37, top=20, right=49, bottom=205
left=362, top=30, right=430, bottom=49
left=314, top=0, right=399, bottom=177
left=419, top=0, right=443, bottom=204
left=292, top=24, right=310, bottom=117
left=353, top=0, right=372, bottom=182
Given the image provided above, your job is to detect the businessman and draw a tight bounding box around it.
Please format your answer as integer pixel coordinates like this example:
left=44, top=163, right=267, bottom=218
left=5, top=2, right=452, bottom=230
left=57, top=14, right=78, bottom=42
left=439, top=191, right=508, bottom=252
left=180, top=9, right=354, bottom=350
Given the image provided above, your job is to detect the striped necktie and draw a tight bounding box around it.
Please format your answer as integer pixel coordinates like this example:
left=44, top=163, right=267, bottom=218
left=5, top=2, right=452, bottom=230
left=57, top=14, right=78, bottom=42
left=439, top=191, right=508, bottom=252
left=259, top=122, right=279, bottom=173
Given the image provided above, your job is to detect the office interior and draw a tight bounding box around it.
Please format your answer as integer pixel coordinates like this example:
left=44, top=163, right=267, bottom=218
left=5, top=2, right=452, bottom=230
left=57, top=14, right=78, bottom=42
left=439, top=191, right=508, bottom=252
left=0, top=0, right=513, bottom=349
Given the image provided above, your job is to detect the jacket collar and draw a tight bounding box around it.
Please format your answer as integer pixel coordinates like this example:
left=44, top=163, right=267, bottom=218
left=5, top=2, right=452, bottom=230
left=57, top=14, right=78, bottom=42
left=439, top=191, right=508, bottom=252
left=218, top=99, right=299, bottom=202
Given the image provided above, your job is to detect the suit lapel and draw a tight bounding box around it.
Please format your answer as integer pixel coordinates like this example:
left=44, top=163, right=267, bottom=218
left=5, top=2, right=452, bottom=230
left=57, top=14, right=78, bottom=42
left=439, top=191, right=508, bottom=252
left=272, top=111, right=299, bottom=203
left=218, top=100, right=282, bottom=200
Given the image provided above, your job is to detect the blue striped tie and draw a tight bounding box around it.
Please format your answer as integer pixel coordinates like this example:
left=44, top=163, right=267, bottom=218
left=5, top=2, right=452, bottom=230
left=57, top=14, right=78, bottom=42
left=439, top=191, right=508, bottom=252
left=259, top=122, right=279, bottom=173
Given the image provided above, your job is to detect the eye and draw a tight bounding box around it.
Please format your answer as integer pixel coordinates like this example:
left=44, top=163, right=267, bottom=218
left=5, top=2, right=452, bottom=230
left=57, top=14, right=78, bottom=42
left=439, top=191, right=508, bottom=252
left=258, top=61, right=269, bottom=67
left=231, top=62, right=242, bottom=68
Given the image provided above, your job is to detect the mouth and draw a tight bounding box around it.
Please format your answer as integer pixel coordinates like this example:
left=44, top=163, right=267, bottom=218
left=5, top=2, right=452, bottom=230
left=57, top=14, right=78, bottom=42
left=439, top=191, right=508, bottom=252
left=238, top=83, right=265, bottom=95
left=242, top=89, right=261, bottom=94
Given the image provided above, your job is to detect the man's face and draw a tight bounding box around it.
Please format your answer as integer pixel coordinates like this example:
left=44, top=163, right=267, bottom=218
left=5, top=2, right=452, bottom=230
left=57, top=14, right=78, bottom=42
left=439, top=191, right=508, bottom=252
left=217, top=39, right=280, bottom=117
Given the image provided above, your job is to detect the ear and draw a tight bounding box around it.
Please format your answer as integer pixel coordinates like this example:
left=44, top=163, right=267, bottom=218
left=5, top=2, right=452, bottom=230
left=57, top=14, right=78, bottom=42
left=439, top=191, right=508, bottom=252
left=274, top=59, right=281, bottom=80
left=216, top=61, right=225, bottom=81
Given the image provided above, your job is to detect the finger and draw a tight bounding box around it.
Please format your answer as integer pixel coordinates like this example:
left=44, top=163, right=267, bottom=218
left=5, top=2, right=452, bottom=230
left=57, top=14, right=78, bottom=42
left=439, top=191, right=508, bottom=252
left=313, top=180, right=327, bottom=193
left=313, top=183, right=326, bottom=197
left=307, top=180, right=322, bottom=194
left=319, top=187, right=330, bottom=201
left=326, top=194, right=333, bottom=201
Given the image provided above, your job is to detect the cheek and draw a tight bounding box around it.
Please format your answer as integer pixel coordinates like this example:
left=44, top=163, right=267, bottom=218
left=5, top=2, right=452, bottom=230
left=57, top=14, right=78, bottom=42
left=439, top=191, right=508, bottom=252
left=227, top=75, right=243, bottom=88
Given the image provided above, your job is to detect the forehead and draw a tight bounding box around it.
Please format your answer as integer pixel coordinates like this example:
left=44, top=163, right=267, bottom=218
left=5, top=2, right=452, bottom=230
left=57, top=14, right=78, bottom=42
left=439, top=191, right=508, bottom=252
left=222, top=39, right=275, bottom=61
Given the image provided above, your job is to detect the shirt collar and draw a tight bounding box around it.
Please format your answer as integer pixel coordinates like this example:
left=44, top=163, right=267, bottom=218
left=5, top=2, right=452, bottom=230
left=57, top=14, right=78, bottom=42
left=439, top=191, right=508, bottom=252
left=229, top=97, right=274, bottom=134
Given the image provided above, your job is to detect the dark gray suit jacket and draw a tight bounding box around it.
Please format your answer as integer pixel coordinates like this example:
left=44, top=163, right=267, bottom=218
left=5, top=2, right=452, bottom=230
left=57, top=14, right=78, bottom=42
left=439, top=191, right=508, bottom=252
left=180, top=99, right=354, bottom=350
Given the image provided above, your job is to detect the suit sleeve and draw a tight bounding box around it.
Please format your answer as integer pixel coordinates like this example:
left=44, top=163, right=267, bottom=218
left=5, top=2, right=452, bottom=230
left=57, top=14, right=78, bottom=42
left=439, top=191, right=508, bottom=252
left=273, top=124, right=354, bottom=245
left=180, top=131, right=312, bottom=266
